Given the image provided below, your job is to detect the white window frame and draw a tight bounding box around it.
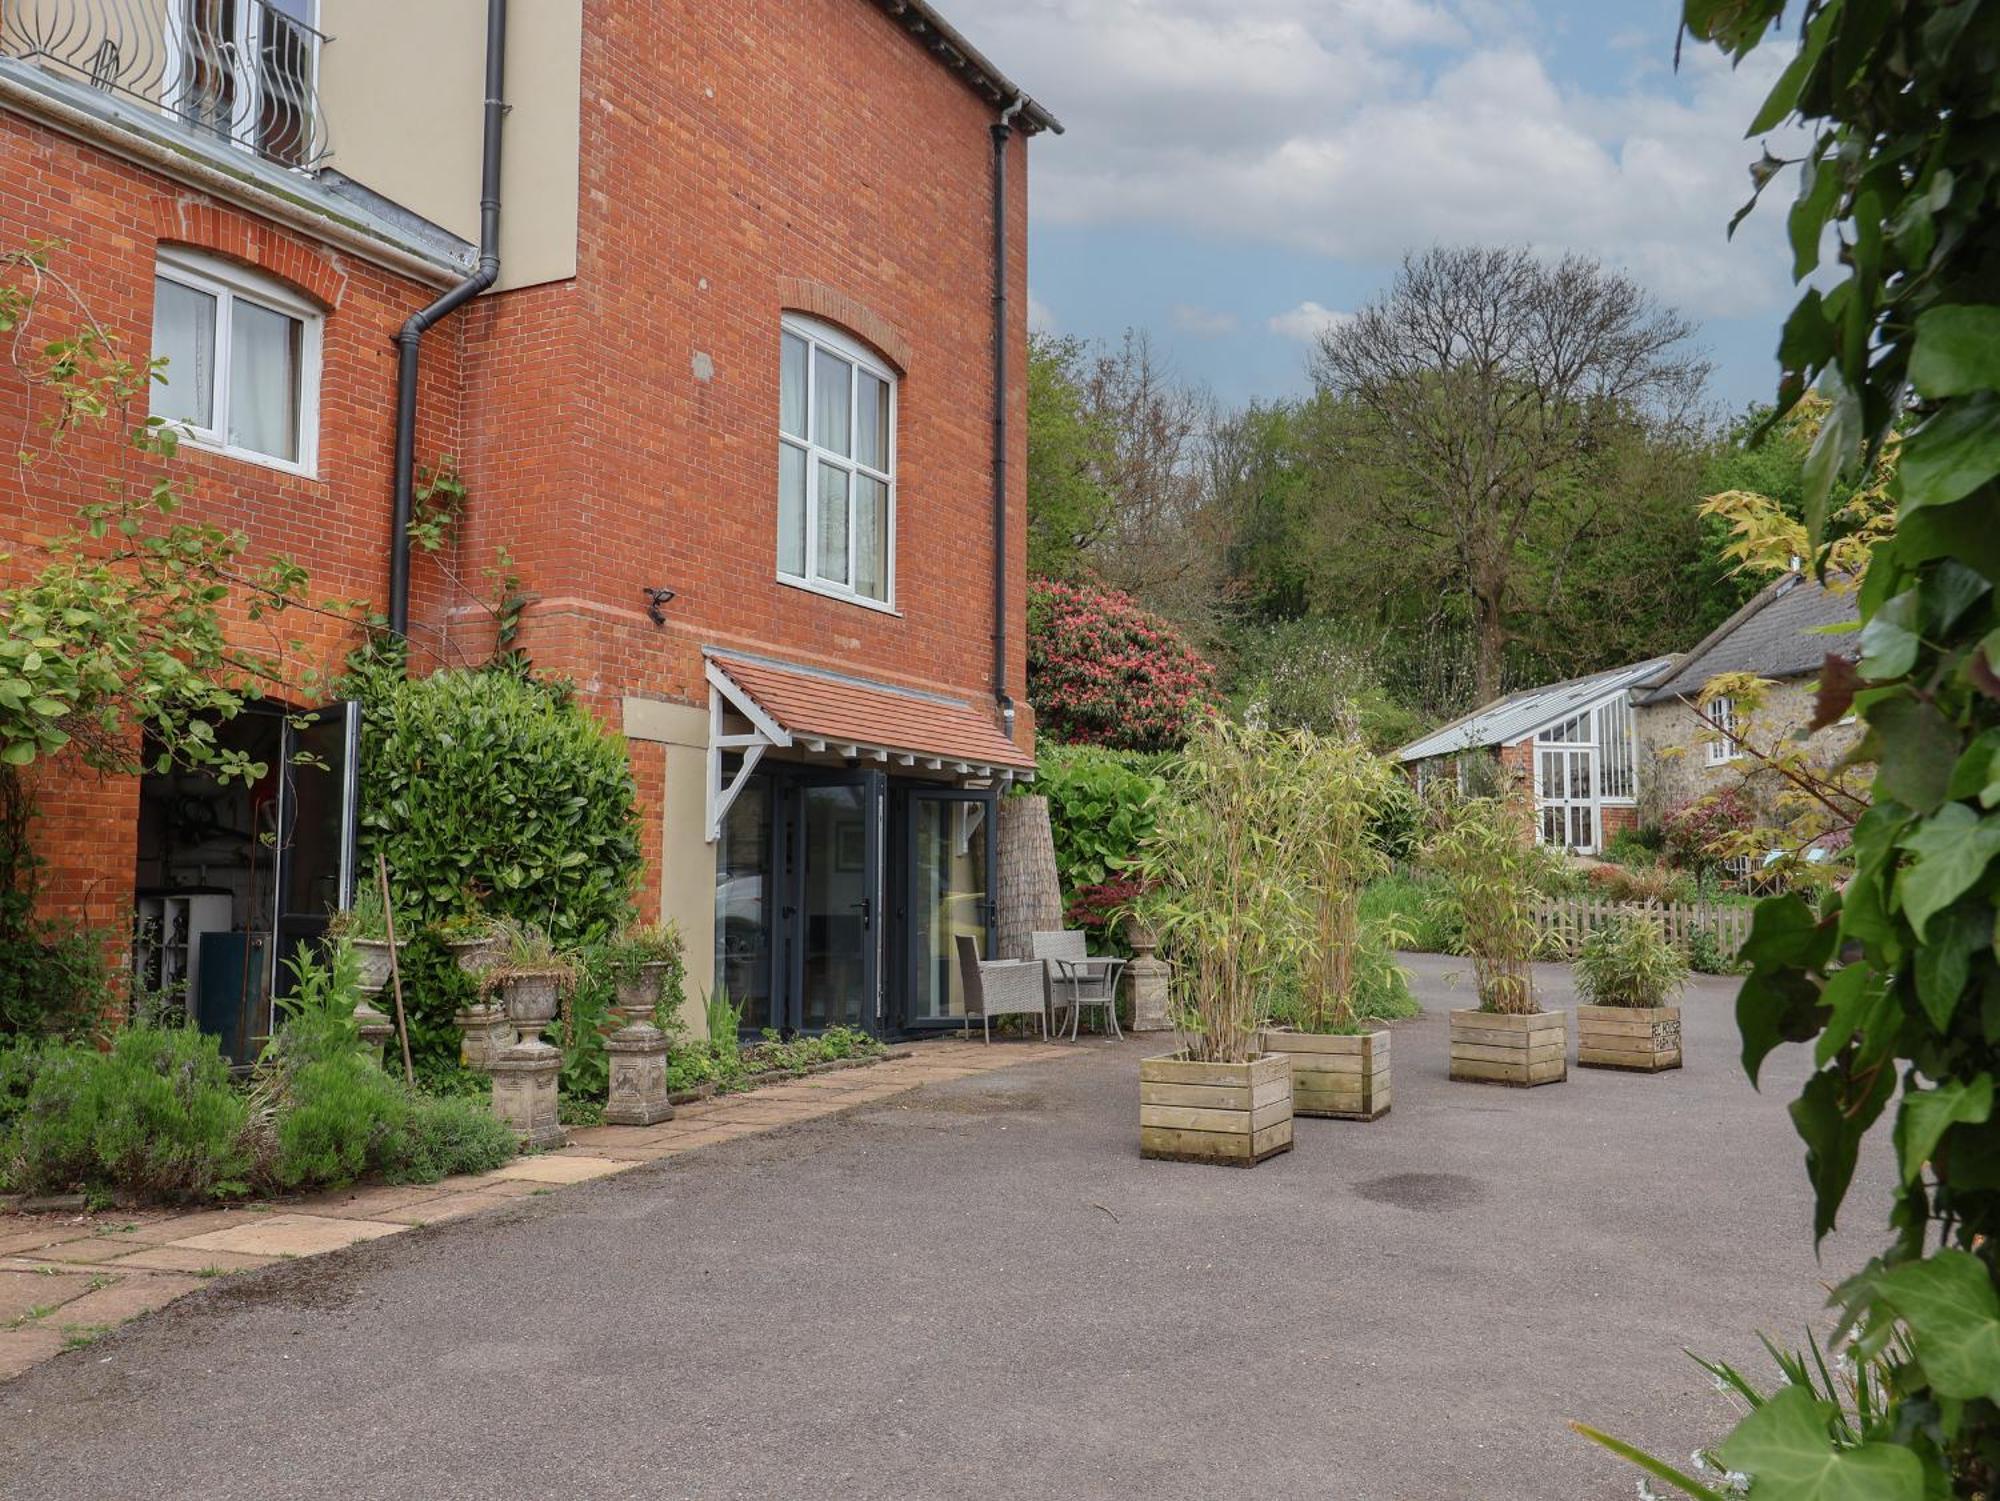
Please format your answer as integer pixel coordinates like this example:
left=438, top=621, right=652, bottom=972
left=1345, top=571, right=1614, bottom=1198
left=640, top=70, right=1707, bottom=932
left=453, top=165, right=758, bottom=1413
left=153, top=246, right=322, bottom=477
left=1705, top=696, right=1743, bottom=765
left=777, top=314, right=898, bottom=613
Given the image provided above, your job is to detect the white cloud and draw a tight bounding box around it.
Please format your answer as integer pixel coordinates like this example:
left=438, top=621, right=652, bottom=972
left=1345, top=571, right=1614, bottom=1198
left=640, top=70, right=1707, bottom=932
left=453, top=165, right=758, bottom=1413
left=1027, top=288, right=1058, bottom=333
left=1171, top=303, right=1240, bottom=336
left=1267, top=300, right=1351, bottom=342
left=965, top=1, right=1806, bottom=322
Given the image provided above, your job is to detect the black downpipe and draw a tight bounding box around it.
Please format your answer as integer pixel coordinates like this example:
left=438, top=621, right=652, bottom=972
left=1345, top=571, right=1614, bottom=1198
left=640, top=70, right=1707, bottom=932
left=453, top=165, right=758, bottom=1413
left=387, top=0, right=509, bottom=639
left=990, top=98, right=1024, bottom=740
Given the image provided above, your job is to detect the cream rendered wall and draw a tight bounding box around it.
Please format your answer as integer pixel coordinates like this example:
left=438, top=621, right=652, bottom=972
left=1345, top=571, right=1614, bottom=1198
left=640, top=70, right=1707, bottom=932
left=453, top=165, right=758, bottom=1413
left=317, top=0, right=579, bottom=290
left=623, top=697, right=713, bottom=1041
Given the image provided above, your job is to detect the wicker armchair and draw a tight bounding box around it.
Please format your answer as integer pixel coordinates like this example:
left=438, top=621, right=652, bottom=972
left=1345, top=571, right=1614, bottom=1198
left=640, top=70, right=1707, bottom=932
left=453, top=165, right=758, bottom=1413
left=1032, top=930, right=1127, bottom=1041
left=955, top=935, right=1048, bottom=1043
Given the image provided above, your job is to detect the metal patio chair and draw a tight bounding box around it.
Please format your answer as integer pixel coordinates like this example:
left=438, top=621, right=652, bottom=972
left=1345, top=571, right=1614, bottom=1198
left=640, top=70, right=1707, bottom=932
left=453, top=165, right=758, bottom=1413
left=1031, top=930, right=1127, bottom=1041
left=955, top=935, right=1048, bottom=1043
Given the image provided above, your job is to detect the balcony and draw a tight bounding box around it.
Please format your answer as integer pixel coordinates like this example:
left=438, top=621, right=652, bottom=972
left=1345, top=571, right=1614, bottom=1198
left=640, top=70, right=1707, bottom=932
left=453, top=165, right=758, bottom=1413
left=2, top=0, right=331, bottom=169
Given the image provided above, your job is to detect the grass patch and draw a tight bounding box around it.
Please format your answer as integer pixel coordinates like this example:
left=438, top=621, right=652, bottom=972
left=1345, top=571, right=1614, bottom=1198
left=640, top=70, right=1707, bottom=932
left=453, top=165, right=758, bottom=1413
left=1360, top=871, right=1464, bottom=956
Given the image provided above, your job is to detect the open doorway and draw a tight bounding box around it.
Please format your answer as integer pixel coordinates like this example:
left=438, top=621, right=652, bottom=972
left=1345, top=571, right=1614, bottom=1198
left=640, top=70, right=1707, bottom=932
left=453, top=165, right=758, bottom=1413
left=131, top=700, right=358, bottom=1062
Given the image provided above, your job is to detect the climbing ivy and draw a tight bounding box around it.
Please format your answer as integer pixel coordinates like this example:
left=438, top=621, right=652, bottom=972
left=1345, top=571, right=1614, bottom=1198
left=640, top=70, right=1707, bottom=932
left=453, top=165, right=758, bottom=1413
left=1582, top=2, right=2000, bottom=1494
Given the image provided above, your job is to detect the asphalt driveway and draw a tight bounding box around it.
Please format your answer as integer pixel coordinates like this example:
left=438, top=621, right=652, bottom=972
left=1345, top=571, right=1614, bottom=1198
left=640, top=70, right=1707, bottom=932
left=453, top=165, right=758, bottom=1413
left=0, top=956, right=1891, bottom=1500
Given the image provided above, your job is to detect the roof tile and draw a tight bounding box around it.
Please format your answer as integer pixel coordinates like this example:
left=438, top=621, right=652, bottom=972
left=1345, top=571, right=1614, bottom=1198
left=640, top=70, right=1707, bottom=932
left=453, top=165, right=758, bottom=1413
left=710, top=656, right=1033, bottom=770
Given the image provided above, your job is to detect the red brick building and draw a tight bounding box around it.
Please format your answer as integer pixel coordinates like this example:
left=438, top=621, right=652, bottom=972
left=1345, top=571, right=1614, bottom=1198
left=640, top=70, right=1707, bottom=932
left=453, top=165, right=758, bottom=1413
left=0, top=0, right=1057, bottom=1047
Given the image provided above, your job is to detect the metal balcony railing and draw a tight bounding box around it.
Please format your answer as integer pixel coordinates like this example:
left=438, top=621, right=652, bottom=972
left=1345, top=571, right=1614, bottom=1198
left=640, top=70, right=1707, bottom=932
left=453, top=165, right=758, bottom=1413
left=2, top=0, right=332, bottom=169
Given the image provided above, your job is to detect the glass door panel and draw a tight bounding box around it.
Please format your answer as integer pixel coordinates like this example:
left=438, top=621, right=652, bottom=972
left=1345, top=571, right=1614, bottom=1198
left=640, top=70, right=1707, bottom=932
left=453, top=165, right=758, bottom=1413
left=271, top=700, right=358, bottom=999
left=796, top=779, right=879, bottom=1032
left=714, top=773, right=774, bottom=1032
left=906, top=792, right=995, bottom=1026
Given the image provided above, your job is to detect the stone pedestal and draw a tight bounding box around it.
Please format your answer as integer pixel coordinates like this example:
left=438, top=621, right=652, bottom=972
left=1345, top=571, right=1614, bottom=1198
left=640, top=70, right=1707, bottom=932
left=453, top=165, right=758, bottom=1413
left=353, top=993, right=396, bottom=1064
left=1123, top=956, right=1172, bottom=1032
left=454, top=1003, right=515, bottom=1072
left=604, top=1020, right=674, bottom=1125
left=490, top=1040, right=567, bottom=1149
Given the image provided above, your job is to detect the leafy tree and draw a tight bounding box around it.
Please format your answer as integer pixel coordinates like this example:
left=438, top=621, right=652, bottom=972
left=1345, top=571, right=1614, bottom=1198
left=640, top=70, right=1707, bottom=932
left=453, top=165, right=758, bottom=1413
left=1312, top=246, right=1710, bottom=704
left=1025, top=332, right=1116, bottom=580
left=1581, top=0, right=2000, bottom=1493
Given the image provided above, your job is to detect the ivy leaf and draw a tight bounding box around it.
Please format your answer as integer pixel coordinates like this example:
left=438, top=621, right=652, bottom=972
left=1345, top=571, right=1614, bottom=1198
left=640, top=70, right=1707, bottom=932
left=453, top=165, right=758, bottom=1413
left=1714, top=1384, right=1925, bottom=1500
left=1814, top=962, right=1895, bottom=1067
left=1899, top=804, right=2000, bottom=941
left=1910, top=306, right=2000, bottom=399
left=1895, top=1076, right=1993, bottom=1185
left=1913, top=901, right=1989, bottom=1032
left=1859, top=592, right=1921, bottom=679
left=1901, top=392, right=2000, bottom=512
left=1873, top=1250, right=2000, bottom=1404
left=1791, top=1063, right=1896, bottom=1243
left=1872, top=696, right=1958, bottom=814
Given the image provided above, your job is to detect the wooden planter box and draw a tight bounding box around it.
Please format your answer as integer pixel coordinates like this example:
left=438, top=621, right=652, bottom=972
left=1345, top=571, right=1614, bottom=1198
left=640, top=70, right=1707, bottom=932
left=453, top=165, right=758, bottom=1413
left=1448, top=1009, right=1568, bottom=1088
left=1258, top=1029, right=1390, bottom=1120
left=1139, top=1052, right=1293, bottom=1167
left=1577, top=1005, right=1682, bottom=1072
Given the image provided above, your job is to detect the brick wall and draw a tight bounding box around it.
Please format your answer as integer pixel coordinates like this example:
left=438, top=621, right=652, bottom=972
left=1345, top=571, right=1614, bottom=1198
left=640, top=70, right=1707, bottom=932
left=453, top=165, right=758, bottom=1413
left=3, top=0, right=1034, bottom=936
left=0, top=110, right=464, bottom=927
left=448, top=0, right=1030, bottom=723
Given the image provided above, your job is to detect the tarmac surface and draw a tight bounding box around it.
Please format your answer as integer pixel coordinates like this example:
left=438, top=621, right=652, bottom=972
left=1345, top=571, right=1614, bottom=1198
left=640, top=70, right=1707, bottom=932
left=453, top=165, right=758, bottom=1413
left=0, top=954, right=1893, bottom=1500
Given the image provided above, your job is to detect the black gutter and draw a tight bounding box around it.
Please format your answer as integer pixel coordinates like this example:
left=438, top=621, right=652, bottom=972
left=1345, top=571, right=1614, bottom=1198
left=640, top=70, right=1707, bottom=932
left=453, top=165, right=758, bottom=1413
left=387, top=0, right=508, bottom=639
left=990, top=96, right=1024, bottom=740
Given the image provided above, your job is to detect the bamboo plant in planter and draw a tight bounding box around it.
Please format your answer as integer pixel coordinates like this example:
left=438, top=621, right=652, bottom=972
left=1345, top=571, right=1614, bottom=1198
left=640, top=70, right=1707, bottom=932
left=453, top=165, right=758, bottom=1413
left=1572, top=915, right=1687, bottom=1072
left=1135, top=718, right=1298, bottom=1167
left=1260, top=732, right=1400, bottom=1121
left=1427, top=792, right=1567, bottom=1088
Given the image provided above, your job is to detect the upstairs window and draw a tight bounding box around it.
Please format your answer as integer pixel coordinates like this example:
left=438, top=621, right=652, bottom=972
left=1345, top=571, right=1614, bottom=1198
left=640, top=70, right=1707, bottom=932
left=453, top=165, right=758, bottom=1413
left=151, top=248, right=321, bottom=474
left=1704, top=695, right=1742, bottom=765
left=777, top=316, right=895, bottom=608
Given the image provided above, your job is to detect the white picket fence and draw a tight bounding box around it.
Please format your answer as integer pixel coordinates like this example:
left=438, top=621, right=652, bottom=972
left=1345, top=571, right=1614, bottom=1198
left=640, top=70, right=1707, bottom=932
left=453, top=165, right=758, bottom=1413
left=1536, top=896, right=1754, bottom=961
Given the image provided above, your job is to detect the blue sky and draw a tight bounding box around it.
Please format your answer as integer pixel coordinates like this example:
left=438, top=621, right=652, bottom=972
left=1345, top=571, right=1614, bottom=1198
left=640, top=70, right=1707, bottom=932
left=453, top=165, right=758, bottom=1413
left=953, top=0, right=1803, bottom=417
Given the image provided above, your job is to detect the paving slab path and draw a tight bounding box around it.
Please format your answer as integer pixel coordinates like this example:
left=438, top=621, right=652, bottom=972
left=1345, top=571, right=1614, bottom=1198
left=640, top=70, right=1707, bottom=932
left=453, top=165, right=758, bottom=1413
left=0, top=963, right=1895, bottom=1500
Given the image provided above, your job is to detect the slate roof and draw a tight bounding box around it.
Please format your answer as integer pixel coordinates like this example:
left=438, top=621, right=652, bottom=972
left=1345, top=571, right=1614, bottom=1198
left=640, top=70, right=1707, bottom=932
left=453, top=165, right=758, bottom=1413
left=708, top=653, right=1033, bottom=770
left=1395, top=657, right=1675, bottom=763
left=1636, top=573, right=1859, bottom=704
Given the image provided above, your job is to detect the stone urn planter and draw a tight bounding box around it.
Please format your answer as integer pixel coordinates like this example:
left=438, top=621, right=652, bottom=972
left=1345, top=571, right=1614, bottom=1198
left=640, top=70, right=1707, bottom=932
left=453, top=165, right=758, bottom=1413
left=349, top=937, right=402, bottom=994
left=488, top=970, right=567, bottom=1150
left=1259, top=1028, right=1390, bottom=1120
left=1577, top=1006, right=1682, bottom=1072
left=604, top=960, right=674, bottom=1126
left=445, top=933, right=506, bottom=978
left=1448, top=1009, right=1568, bottom=1088
left=496, top=971, right=563, bottom=1036
left=1139, top=1051, right=1293, bottom=1167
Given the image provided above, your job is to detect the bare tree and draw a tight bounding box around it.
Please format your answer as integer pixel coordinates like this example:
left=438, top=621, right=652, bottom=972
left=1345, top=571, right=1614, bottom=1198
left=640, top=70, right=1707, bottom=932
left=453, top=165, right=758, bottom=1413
left=1312, top=246, right=1710, bottom=703
left=1077, top=332, right=1228, bottom=636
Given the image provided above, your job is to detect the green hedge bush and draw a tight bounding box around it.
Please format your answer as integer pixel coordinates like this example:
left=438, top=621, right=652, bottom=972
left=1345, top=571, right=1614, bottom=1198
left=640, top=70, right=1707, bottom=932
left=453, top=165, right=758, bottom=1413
left=358, top=666, right=643, bottom=1072
left=1029, top=743, right=1165, bottom=894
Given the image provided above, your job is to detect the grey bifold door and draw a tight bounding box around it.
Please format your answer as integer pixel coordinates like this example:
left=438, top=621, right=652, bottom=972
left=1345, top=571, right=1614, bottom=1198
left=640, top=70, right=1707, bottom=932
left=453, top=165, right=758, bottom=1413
left=270, top=699, right=360, bottom=998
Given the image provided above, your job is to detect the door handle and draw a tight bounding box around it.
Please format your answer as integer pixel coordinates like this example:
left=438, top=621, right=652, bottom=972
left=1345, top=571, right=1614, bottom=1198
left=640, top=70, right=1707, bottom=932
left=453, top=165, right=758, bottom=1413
left=852, top=897, right=872, bottom=930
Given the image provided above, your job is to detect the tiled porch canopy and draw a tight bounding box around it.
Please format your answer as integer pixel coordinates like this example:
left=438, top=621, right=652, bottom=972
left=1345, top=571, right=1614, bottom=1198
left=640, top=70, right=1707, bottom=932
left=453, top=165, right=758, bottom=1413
left=704, top=652, right=1033, bottom=840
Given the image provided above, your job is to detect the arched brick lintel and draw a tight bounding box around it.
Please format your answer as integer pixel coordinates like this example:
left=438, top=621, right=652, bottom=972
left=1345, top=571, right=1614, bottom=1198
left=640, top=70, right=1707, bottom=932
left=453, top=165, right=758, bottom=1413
left=148, top=195, right=348, bottom=311
left=778, top=276, right=911, bottom=375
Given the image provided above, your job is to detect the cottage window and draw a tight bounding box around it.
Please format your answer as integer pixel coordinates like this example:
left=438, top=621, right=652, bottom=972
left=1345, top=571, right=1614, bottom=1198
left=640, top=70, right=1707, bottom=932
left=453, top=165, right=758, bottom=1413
left=1704, top=696, right=1742, bottom=765
left=151, top=248, right=320, bottom=473
left=777, top=316, right=896, bottom=609
left=1595, top=696, right=1636, bottom=799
